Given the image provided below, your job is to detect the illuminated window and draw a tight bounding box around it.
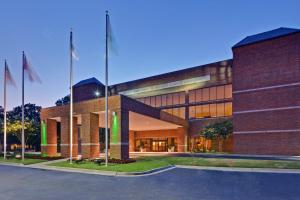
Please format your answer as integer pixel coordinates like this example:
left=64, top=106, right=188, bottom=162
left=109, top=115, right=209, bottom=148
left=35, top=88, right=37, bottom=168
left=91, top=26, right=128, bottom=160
left=189, top=106, right=195, bottom=118
left=167, top=94, right=173, bottom=106
left=217, top=86, right=225, bottom=99
left=173, top=93, right=179, bottom=105
left=195, top=105, right=202, bottom=118
left=225, top=84, right=232, bottom=99
left=202, top=88, right=209, bottom=101
left=179, top=92, right=185, bottom=104
left=145, top=97, right=150, bottom=105
left=202, top=104, right=210, bottom=117
left=150, top=96, right=156, bottom=107
left=209, top=87, right=217, bottom=100
left=217, top=103, right=225, bottom=117
left=210, top=103, right=217, bottom=117
left=179, top=107, right=185, bottom=119
left=156, top=96, right=161, bottom=107
left=189, top=90, right=195, bottom=103
left=196, top=89, right=202, bottom=102
left=161, top=95, right=167, bottom=106
left=225, top=102, right=232, bottom=116
left=173, top=108, right=179, bottom=118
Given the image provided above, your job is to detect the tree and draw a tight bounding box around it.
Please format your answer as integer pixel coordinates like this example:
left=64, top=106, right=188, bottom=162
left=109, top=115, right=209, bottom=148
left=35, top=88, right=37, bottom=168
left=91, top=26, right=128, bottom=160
left=7, top=104, right=41, bottom=151
left=201, top=120, right=233, bottom=152
left=201, top=127, right=218, bottom=151
left=55, top=95, right=70, bottom=106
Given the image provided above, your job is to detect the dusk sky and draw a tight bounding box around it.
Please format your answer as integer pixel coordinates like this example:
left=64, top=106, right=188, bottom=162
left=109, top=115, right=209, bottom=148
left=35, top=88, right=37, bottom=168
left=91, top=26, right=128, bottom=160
left=0, top=0, right=300, bottom=110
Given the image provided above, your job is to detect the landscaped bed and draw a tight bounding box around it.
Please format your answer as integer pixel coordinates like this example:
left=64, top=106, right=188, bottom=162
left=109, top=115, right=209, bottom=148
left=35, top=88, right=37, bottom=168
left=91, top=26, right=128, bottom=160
left=0, top=157, right=47, bottom=165
left=0, top=153, right=61, bottom=165
left=49, top=156, right=300, bottom=172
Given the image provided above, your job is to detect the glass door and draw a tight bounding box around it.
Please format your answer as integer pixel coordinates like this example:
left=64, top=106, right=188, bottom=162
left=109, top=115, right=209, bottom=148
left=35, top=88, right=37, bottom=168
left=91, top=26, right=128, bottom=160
left=152, top=140, right=167, bottom=152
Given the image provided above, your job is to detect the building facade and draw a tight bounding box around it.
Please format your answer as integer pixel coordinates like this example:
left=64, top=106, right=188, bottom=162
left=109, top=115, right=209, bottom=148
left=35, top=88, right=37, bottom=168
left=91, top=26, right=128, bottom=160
left=41, top=27, right=300, bottom=159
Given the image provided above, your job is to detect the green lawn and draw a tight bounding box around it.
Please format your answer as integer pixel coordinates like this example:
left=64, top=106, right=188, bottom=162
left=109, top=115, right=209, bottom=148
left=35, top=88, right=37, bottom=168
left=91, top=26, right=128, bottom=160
left=0, top=157, right=47, bottom=165
left=49, top=156, right=300, bottom=172
left=50, top=157, right=170, bottom=172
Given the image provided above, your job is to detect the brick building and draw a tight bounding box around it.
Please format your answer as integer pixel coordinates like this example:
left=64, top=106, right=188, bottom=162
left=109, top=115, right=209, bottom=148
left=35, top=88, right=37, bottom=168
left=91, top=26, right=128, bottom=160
left=41, top=27, right=300, bottom=159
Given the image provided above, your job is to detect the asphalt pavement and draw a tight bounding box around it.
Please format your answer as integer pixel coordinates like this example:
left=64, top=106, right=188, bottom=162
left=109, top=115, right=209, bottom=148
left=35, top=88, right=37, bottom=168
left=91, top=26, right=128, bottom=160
left=0, top=165, right=300, bottom=200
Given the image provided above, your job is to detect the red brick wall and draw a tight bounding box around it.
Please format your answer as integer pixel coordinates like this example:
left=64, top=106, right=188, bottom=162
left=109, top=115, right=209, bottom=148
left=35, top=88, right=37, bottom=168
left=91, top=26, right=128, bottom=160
left=233, top=32, right=300, bottom=155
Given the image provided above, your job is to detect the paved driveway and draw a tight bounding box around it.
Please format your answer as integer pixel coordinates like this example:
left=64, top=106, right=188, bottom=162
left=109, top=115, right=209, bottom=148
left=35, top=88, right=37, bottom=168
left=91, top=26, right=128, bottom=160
left=0, top=165, right=299, bottom=200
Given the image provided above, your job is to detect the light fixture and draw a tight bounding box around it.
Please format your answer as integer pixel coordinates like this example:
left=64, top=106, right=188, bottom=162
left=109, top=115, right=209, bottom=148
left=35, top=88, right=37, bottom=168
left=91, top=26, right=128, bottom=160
left=112, top=111, right=117, bottom=116
left=95, top=91, right=100, bottom=97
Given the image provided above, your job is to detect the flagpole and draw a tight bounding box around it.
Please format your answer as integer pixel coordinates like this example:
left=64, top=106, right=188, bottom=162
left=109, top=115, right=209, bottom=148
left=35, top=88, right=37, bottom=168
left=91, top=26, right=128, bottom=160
left=3, top=60, right=7, bottom=159
left=105, top=10, right=109, bottom=166
left=69, top=30, right=74, bottom=164
left=22, top=52, right=25, bottom=161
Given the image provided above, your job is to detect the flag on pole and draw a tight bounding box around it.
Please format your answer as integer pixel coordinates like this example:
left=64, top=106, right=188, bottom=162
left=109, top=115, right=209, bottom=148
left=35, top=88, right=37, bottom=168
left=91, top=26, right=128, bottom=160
left=23, top=54, right=42, bottom=83
left=21, top=52, right=41, bottom=161
left=107, top=13, right=118, bottom=56
left=5, top=61, right=17, bottom=87
left=3, top=60, right=16, bottom=160
left=71, top=37, right=79, bottom=61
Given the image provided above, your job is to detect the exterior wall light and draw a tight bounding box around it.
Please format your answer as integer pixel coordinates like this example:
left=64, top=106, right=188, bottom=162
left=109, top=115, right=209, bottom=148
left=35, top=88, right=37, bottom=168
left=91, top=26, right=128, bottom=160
left=95, top=91, right=100, bottom=97
left=112, top=111, right=117, bottom=116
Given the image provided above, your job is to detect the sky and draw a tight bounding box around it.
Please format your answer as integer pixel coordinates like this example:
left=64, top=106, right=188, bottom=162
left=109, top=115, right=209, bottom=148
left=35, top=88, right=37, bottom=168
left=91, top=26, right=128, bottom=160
left=0, top=0, right=300, bottom=110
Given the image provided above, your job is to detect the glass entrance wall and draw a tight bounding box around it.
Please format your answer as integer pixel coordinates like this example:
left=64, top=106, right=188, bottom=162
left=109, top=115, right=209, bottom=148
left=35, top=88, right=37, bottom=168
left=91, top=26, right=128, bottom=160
left=134, top=137, right=178, bottom=152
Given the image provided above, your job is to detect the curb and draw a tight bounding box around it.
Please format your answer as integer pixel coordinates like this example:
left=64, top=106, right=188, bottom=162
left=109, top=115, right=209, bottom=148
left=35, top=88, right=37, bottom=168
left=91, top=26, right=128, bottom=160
left=0, top=162, right=24, bottom=167
left=175, top=165, right=300, bottom=174
left=0, top=162, right=175, bottom=177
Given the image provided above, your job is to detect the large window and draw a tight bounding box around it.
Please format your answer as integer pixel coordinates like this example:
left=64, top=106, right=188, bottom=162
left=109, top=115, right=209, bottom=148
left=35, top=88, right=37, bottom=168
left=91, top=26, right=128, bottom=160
left=189, top=102, right=232, bottom=119
left=137, top=84, right=232, bottom=120
left=137, top=91, right=186, bottom=108
left=163, top=107, right=185, bottom=119
left=189, top=84, right=232, bottom=103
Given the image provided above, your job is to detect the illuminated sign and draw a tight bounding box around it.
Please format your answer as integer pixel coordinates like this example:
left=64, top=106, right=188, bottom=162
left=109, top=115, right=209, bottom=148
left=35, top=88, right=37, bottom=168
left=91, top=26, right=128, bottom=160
left=120, top=75, right=210, bottom=96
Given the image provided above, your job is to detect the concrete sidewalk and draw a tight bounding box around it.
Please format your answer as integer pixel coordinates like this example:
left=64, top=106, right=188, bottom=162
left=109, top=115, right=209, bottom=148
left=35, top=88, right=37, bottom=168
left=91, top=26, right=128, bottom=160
left=130, top=152, right=300, bottom=161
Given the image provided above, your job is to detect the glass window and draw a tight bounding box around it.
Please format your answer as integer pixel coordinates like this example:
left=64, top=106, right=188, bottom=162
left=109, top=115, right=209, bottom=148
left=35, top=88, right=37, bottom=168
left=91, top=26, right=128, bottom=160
left=161, top=95, right=167, bottom=106
left=173, top=93, right=179, bottom=105
left=202, top=104, right=210, bottom=118
left=217, top=86, right=225, bottom=100
left=195, top=105, right=203, bottom=118
left=150, top=96, right=156, bottom=107
left=167, top=94, right=173, bottom=106
left=179, top=107, right=185, bottom=119
left=210, top=104, right=217, bottom=117
left=202, top=88, right=209, bottom=101
left=209, top=87, right=217, bottom=100
left=179, top=92, right=185, bottom=104
left=145, top=97, right=150, bottom=105
left=196, top=89, right=202, bottom=102
left=156, top=96, right=161, bottom=107
left=189, top=106, right=195, bottom=118
left=189, top=90, right=195, bottom=103
left=225, top=102, right=232, bottom=116
left=173, top=108, right=179, bottom=118
left=225, top=84, right=232, bottom=99
left=217, top=103, right=225, bottom=117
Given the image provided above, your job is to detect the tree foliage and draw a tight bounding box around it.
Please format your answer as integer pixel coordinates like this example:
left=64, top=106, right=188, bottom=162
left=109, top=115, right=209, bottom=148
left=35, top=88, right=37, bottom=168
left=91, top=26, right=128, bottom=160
left=55, top=95, right=70, bottom=106
left=200, top=120, right=233, bottom=152
left=1, top=104, right=41, bottom=151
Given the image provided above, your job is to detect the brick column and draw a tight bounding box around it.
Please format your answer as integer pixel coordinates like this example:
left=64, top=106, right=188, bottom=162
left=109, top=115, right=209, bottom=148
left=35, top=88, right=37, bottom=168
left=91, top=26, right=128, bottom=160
left=60, top=116, right=78, bottom=158
left=129, top=131, right=135, bottom=152
left=45, top=119, right=57, bottom=157
left=110, top=109, right=129, bottom=160
left=81, top=113, right=100, bottom=159
left=177, top=127, right=187, bottom=152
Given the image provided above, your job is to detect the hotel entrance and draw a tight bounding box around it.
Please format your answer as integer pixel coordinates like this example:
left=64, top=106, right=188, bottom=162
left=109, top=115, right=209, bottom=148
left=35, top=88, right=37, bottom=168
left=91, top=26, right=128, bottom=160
left=152, top=140, right=167, bottom=152
left=134, top=137, right=177, bottom=152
